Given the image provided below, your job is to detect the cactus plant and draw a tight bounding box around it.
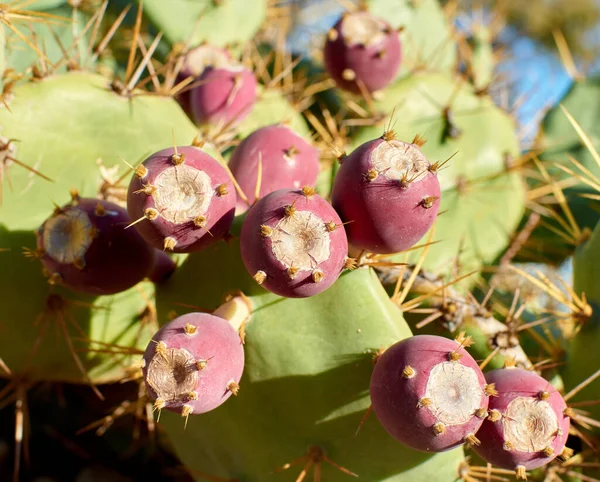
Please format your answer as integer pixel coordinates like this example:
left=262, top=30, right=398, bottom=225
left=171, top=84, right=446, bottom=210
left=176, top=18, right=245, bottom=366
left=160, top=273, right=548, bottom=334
left=3, top=0, right=600, bottom=481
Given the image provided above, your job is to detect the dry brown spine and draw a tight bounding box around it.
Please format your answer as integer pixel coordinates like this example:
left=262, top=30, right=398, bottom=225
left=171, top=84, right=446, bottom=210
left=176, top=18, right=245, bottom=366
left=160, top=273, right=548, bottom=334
left=260, top=225, right=273, bottom=237
left=475, top=408, right=488, bottom=419
left=538, top=390, right=550, bottom=401
left=344, top=257, right=358, bottom=270
left=184, top=323, right=197, bottom=336
left=488, top=409, right=502, bottom=422
left=171, top=152, right=185, bottom=165
left=216, top=183, right=228, bottom=196
left=465, top=434, right=480, bottom=447
left=382, top=130, right=396, bottom=142
left=193, top=215, right=207, bottom=228
left=254, top=270, right=267, bottom=285
left=364, top=169, right=378, bottom=182
left=287, top=266, right=299, bottom=280
left=411, top=134, right=427, bottom=147
left=153, top=398, right=166, bottom=411
left=135, top=184, right=157, bottom=196
left=144, top=208, right=159, bottom=220
left=515, top=466, right=527, bottom=480
left=227, top=380, right=240, bottom=396
left=284, top=203, right=296, bottom=217
left=312, top=269, right=324, bottom=283
left=484, top=383, right=498, bottom=396
left=542, top=446, right=554, bottom=457
left=135, top=165, right=148, bottom=178
left=301, top=185, right=316, bottom=197
left=163, top=237, right=177, bottom=251
left=421, top=196, right=438, bottom=209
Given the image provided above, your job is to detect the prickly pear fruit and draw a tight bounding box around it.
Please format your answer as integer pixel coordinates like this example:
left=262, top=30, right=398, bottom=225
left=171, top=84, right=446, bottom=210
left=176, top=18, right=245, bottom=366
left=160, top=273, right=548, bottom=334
left=472, top=367, right=570, bottom=478
left=228, top=124, right=320, bottom=213
left=190, top=65, right=258, bottom=128
left=126, top=145, right=236, bottom=253
left=369, top=334, right=492, bottom=452
left=35, top=197, right=155, bottom=295
left=324, top=10, right=401, bottom=94
left=148, top=250, right=177, bottom=283
left=177, top=44, right=232, bottom=115
left=240, top=187, right=349, bottom=298
left=331, top=134, right=440, bottom=254
left=142, top=312, right=244, bottom=417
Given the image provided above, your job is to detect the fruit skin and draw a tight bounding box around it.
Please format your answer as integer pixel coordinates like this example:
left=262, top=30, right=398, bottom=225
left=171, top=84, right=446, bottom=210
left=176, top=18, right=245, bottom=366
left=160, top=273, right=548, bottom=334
left=142, top=312, right=244, bottom=415
left=472, top=368, right=570, bottom=471
left=324, top=10, right=401, bottom=94
left=126, top=145, right=236, bottom=253
left=148, top=249, right=177, bottom=283
left=190, top=65, right=258, bottom=127
left=36, top=197, right=155, bottom=295
left=331, top=136, right=441, bottom=254
left=176, top=44, right=232, bottom=116
left=228, top=124, right=321, bottom=213
left=240, top=188, right=349, bottom=298
left=370, top=334, right=489, bottom=453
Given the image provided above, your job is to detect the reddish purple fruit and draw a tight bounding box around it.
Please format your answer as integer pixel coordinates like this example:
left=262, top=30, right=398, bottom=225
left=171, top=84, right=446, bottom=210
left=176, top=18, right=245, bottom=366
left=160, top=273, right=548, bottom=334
left=126, top=145, right=236, bottom=253
left=331, top=134, right=441, bottom=254
left=324, top=11, right=401, bottom=94
left=142, top=312, right=244, bottom=417
left=240, top=187, right=350, bottom=298
left=472, top=367, right=571, bottom=479
left=369, top=334, right=494, bottom=453
left=176, top=44, right=231, bottom=115
left=36, top=197, right=155, bottom=295
left=228, top=124, right=321, bottom=213
left=190, top=64, right=258, bottom=128
left=148, top=249, right=177, bottom=283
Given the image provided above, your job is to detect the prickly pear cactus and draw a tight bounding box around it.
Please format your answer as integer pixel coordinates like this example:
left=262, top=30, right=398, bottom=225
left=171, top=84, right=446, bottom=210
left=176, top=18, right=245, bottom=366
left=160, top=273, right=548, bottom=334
left=0, top=70, right=197, bottom=383
left=352, top=72, right=526, bottom=277
left=155, top=238, right=465, bottom=481
left=3, top=0, right=600, bottom=481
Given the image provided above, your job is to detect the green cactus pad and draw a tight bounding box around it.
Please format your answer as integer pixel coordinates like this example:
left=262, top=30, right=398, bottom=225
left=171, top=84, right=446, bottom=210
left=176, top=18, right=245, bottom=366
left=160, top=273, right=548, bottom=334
left=561, top=220, right=600, bottom=422
left=154, top=233, right=464, bottom=481
left=137, top=0, right=267, bottom=48
left=351, top=72, right=525, bottom=277
left=0, top=71, right=197, bottom=231
left=366, top=0, right=457, bottom=75
left=4, top=3, right=89, bottom=77
left=0, top=224, right=157, bottom=383
left=0, top=70, right=199, bottom=383
left=528, top=77, right=600, bottom=263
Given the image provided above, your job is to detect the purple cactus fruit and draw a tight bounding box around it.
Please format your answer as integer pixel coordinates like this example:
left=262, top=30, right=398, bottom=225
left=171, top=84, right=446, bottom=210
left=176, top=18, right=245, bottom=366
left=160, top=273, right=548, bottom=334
left=331, top=134, right=441, bottom=254
left=176, top=44, right=231, bottom=115
left=148, top=249, right=177, bottom=283
left=126, top=145, right=236, bottom=253
left=142, top=312, right=244, bottom=417
left=228, top=124, right=321, bottom=213
left=36, top=197, right=155, bottom=295
left=324, top=11, right=401, bottom=94
left=369, top=334, right=494, bottom=452
left=240, top=187, right=349, bottom=298
left=190, top=64, right=258, bottom=128
left=471, top=367, right=571, bottom=479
